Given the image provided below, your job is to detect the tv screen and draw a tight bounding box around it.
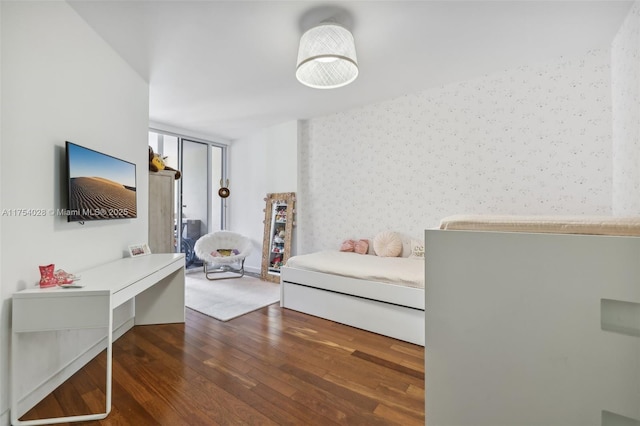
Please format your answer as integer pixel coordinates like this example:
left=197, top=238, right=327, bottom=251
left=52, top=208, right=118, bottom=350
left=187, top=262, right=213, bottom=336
left=65, top=141, right=137, bottom=222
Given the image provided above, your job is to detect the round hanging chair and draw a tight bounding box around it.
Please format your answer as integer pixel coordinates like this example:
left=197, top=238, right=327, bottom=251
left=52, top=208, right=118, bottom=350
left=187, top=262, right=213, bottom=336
left=194, top=231, right=253, bottom=280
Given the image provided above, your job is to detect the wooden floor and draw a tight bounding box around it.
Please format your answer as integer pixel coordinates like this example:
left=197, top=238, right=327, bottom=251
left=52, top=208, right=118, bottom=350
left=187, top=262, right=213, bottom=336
left=21, top=305, right=425, bottom=425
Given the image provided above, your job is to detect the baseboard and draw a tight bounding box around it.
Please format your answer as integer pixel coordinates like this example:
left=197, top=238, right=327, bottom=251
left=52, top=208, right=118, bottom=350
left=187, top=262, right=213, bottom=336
left=14, top=317, right=134, bottom=418
left=245, top=265, right=261, bottom=275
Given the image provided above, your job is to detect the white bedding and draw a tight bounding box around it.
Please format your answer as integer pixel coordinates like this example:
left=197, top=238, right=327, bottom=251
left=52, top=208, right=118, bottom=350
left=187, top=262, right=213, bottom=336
left=285, top=250, right=424, bottom=288
left=440, top=214, right=640, bottom=236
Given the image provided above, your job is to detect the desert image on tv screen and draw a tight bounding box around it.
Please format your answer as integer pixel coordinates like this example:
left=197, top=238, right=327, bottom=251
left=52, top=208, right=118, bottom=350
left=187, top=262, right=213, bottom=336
left=67, top=143, right=137, bottom=221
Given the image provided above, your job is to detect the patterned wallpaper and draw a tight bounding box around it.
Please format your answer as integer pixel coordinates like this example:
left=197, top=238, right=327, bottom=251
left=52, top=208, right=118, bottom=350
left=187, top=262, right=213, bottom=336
left=298, top=50, right=613, bottom=254
left=612, top=1, right=640, bottom=215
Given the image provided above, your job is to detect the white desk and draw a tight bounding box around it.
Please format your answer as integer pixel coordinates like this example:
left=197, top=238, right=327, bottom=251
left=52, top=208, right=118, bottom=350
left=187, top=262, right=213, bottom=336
left=11, top=253, right=186, bottom=425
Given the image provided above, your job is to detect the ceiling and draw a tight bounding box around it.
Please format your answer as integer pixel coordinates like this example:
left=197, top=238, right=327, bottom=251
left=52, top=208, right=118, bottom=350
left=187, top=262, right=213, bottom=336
left=69, top=1, right=633, bottom=142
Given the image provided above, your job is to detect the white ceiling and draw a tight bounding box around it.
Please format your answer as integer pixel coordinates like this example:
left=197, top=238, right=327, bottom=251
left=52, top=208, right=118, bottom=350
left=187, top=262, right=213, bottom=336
left=69, top=0, right=633, bottom=141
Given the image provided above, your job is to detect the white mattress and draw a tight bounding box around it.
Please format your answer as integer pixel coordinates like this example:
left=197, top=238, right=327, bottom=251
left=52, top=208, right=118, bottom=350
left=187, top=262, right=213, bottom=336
left=285, top=250, right=424, bottom=288
left=440, top=214, right=640, bottom=236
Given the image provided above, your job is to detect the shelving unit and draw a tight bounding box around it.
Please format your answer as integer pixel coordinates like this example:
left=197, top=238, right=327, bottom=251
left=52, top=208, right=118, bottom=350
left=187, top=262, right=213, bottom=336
left=261, top=192, right=295, bottom=283
left=268, top=203, right=288, bottom=273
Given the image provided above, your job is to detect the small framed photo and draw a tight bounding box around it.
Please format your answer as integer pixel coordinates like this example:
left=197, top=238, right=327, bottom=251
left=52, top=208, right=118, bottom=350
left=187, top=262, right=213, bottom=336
left=128, top=243, right=151, bottom=257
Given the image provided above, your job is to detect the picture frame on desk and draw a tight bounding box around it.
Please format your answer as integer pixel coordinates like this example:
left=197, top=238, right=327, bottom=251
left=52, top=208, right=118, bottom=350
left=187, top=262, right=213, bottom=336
left=128, top=243, right=151, bottom=257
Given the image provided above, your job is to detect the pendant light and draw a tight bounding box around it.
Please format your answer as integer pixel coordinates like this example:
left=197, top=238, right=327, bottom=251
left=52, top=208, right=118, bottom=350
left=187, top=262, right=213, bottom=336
left=295, top=23, right=359, bottom=89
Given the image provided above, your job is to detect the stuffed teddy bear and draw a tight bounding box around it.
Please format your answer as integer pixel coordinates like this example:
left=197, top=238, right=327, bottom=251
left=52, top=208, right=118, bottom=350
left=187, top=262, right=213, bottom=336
left=149, top=146, right=181, bottom=179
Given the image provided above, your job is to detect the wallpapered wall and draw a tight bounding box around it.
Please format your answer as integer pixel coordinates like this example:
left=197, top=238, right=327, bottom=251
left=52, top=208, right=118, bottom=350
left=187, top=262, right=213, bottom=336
left=298, top=50, right=613, bottom=254
left=612, top=1, right=640, bottom=215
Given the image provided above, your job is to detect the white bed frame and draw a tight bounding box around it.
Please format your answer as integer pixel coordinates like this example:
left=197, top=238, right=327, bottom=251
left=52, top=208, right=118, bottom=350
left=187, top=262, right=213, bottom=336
left=425, top=229, right=640, bottom=426
left=280, top=265, right=425, bottom=346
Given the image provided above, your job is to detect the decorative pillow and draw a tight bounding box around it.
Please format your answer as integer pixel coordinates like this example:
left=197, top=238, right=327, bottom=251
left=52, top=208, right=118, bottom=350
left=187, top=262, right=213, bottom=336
left=409, top=239, right=425, bottom=259
left=212, top=248, right=239, bottom=257
left=340, top=239, right=355, bottom=252
left=354, top=239, right=369, bottom=255
left=373, top=231, right=402, bottom=257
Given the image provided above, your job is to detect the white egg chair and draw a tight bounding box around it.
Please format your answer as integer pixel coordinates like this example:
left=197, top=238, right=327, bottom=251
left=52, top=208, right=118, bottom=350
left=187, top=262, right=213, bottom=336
left=194, top=231, right=253, bottom=280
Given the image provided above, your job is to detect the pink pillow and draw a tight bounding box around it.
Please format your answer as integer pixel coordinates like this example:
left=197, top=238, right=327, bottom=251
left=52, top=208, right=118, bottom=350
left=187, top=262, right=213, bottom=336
left=340, top=239, right=355, bottom=252
left=354, top=239, right=369, bottom=255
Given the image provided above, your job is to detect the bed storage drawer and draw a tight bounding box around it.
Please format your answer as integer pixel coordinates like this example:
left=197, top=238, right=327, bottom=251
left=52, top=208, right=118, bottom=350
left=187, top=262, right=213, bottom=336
left=282, top=280, right=425, bottom=345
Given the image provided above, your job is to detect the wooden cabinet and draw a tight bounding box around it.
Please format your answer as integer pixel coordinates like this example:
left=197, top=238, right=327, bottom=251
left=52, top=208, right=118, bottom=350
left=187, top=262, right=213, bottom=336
left=148, top=171, right=176, bottom=253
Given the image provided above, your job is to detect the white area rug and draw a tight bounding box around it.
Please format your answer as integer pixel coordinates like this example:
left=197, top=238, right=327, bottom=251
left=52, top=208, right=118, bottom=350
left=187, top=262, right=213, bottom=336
left=185, top=271, right=280, bottom=321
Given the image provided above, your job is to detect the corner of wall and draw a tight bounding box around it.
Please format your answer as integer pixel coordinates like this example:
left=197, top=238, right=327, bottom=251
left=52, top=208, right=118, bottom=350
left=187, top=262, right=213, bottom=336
left=228, top=120, right=298, bottom=272
left=611, top=1, right=640, bottom=215
left=0, top=0, right=5, bottom=420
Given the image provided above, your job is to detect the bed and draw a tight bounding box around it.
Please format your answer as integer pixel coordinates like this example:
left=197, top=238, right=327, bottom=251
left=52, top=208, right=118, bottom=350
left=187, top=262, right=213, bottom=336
left=426, top=215, right=640, bottom=426
left=280, top=246, right=425, bottom=346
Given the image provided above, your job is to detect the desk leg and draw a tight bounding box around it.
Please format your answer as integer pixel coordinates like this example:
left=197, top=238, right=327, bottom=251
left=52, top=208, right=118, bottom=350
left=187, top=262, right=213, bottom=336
left=11, top=304, right=113, bottom=425
left=135, top=267, right=185, bottom=325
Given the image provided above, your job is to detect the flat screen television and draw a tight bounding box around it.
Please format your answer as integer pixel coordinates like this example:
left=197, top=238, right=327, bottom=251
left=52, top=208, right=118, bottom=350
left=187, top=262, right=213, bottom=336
left=65, top=141, right=137, bottom=222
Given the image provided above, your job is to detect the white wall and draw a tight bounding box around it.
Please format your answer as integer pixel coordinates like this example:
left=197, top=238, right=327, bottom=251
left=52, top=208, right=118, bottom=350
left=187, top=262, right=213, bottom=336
left=228, top=120, right=298, bottom=273
left=1, top=1, right=149, bottom=421
left=0, top=3, right=4, bottom=425
left=612, top=1, right=640, bottom=215
left=298, top=50, right=613, bottom=254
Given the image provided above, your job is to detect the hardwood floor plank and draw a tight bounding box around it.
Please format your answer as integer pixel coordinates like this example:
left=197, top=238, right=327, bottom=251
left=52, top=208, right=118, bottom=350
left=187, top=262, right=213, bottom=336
left=363, top=342, right=425, bottom=373
left=352, top=350, right=424, bottom=379
left=26, top=392, right=65, bottom=421
left=190, top=304, right=424, bottom=412
left=323, top=372, right=424, bottom=420
left=21, top=305, right=425, bottom=425
left=390, top=341, right=424, bottom=359
left=52, top=377, right=93, bottom=417
left=279, top=363, right=379, bottom=412
left=121, top=334, right=259, bottom=425
left=115, top=358, right=205, bottom=425
left=250, top=382, right=341, bottom=426
left=190, top=305, right=422, bottom=400
left=407, top=383, right=425, bottom=398
left=374, top=403, right=425, bottom=426
left=245, top=365, right=298, bottom=398
left=138, top=331, right=279, bottom=425
left=110, top=356, right=157, bottom=404
left=142, top=325, right=300, bottom=425
left=80, top=388, right=108, bottom=418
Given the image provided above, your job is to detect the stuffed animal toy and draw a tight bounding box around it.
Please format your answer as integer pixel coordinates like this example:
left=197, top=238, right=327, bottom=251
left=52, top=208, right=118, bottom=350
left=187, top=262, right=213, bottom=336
left=149, top=146, right=181, bottom=179
left=271, top=254, right=283, bottom=268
